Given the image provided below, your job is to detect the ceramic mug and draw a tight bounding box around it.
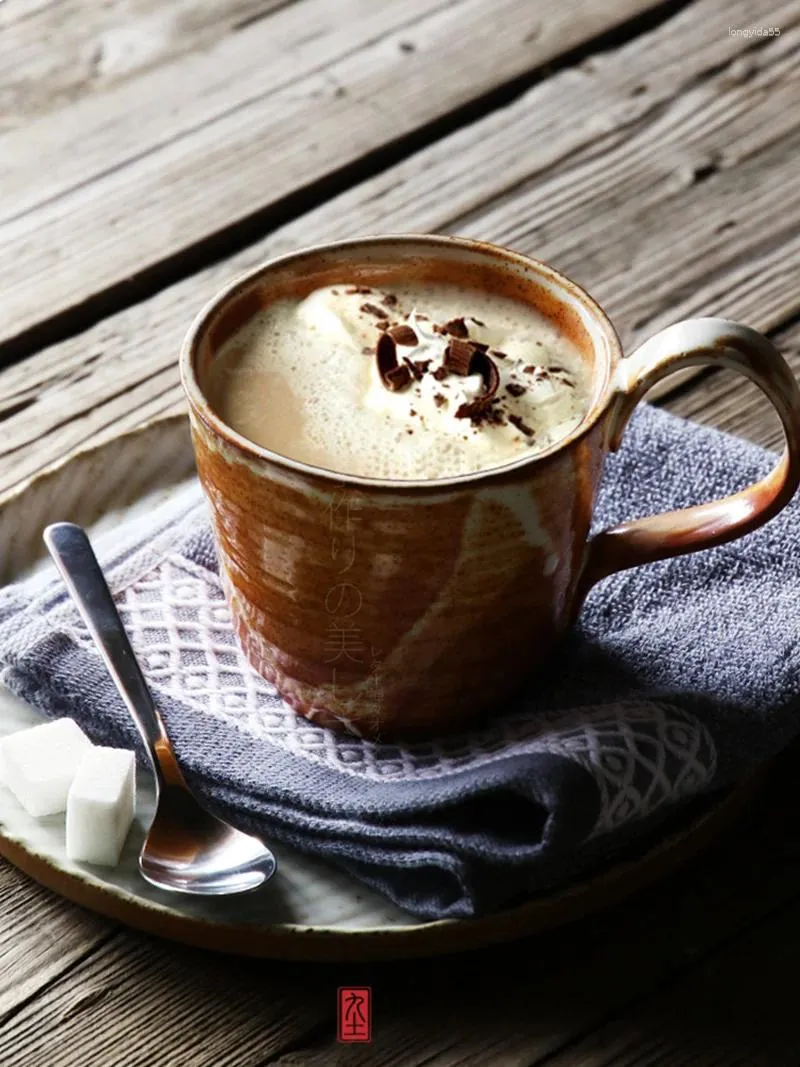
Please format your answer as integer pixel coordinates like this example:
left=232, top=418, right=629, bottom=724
left=180, top=235, right=800, bottom=738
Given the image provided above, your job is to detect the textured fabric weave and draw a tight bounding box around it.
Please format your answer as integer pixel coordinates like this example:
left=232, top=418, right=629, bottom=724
left=0, top=405, right=795, bottom=919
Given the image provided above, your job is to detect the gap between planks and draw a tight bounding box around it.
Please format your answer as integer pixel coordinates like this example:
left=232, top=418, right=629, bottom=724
left=0, top=0, right=796, bottom=497
left=0, top=0, right=693, bottom=358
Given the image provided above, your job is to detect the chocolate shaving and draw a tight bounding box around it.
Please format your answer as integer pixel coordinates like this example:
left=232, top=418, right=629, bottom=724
left=361, top=302, right=389, bottom=318
left=442, top=317, right=469, bottom=338
left=455, top=401, right=478, bottom=419
left=491, top=349, right=508, bottom=360
left=389, top=324, right=418, bottom=346
left=414, top=359, right=431, bottom=375
left=506, top=382, right=527, bottom=397
left=455, top=397, right=504, bottom=424
left=347, top=286, right=373, bottom=294
left=457, top=356, right=500, bottom=416
left=434, top=393, right=447, bottom=408
left=376, top=332, right=412, bottom=391
left=508, top=414, right=535, bottom=438
left=472, top=349, right=500, bottom=400
left=522, top=365, right=537, bottom=374
left=385, top=365, right=412, bottom=390
left=548, top=364, right=566, bottom=372
left=470, top=317, right=486, bottom=327
left=451, top=346, right=501, bottom=419
left=433, top=366, right=449, bottom=381
left=403, top=356, right=425, bottom=382
left=483, top=404, right=507, bottom=427
left=382, top=293, right=398, bottom=307
left=443, top=338, right=475, bottom=375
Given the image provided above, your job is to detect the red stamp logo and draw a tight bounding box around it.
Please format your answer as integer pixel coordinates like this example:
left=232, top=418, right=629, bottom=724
left=337, top=986, right=372, bottom=1043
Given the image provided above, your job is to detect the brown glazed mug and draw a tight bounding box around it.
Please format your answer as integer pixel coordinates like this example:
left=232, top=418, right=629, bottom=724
left=180, top=235, right=800, bottom=738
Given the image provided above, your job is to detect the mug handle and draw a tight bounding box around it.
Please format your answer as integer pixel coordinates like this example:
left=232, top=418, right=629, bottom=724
left=578, top=317, right=800, bottom=596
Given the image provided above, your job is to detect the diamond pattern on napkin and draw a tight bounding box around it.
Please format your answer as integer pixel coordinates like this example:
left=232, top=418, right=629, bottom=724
left=64, top=550, right=716, bottom=834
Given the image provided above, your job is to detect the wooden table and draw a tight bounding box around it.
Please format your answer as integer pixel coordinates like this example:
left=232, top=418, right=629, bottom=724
left=1, top=0, right=799, bottom=1062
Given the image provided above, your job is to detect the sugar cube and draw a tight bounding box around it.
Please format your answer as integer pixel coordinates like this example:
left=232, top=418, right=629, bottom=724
left=66, top=747, right=136, bottom=867
left=0, top=718, right=94, bottom=817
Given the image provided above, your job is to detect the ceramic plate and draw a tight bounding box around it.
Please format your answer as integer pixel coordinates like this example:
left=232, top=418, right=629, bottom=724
left=0, top=417, right=756, bottom=961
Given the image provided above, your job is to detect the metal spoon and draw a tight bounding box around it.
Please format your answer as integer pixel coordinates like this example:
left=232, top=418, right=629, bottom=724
left=44, top=522, right=277, bottom=895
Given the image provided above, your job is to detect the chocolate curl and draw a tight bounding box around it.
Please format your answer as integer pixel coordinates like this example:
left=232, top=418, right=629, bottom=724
left=376, top=332, right=412, bottom=391
left=443, top=338, right=474, bottom=376
left=388, top=324, right=418, bottom=346
left=435, top=317, right=469, bottom=338
left=453, top=346, right=501, bottom=418
left=473, top=349, right=500, bottom=400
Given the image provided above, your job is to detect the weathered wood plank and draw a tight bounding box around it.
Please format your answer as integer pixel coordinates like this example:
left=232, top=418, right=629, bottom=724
left=0, top=0, right=451, bottom=225
left=0, top=928, right=332, bottom=1066
left=0, top=0, right=292, bottom=132
left=0, top=0, right=682, bottom=348
left=0, top=0, right=796, bottom=498
left=0, top=861, right=113, bottom=1020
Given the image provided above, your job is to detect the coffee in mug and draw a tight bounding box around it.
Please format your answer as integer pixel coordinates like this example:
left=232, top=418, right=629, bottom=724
left=205, top=281, right=590, bottom=480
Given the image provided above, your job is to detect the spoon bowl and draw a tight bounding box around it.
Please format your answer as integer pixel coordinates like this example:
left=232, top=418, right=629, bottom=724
left=44, top=521, right=277, bottom=897
left=139, top=785, right=275, bottom=895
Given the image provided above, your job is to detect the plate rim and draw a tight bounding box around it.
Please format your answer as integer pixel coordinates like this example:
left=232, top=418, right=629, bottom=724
left=0, top=771, right=760, bottom=960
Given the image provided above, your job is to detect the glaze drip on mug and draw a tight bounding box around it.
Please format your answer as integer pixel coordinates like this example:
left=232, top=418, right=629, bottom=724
left=207, top=282, right=590, bottom=479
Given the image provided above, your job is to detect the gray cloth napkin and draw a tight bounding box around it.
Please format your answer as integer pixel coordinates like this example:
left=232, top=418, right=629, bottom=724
left=0, top=404, right=796, bottom=920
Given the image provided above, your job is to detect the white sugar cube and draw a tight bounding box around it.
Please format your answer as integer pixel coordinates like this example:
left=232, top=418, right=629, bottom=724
left=0, top=718, right=94, bottom=817
left=66, top=747, right=136, bottom=867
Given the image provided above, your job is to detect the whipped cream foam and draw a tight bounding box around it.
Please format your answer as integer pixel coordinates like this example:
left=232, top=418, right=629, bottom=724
left=207, top=282, right=591, bottom=479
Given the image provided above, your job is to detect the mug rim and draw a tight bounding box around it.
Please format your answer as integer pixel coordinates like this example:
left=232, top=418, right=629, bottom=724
left=179, top=233, right=624, bottom=490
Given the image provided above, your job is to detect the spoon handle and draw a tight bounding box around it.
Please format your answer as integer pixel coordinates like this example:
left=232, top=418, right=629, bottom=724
left=43, top=522, right=175, bottom=787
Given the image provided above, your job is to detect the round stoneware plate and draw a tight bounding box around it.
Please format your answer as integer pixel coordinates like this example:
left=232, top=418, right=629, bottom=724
left=0, top=416, right=755, bottom=961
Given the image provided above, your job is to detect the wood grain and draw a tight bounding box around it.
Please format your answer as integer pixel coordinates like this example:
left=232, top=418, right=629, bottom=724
left=0, top=928, right=332, bottom=1067
left=0, top=0, right=665, bottom=348
left=0, top=0, right=292, bottom=131
left=0, top=862, right=113, bottom=1021
left=0, top=0, right=796, bottom=497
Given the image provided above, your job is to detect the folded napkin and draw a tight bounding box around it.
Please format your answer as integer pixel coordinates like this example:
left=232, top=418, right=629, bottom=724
left=0, top=404, right=797, bottom=920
